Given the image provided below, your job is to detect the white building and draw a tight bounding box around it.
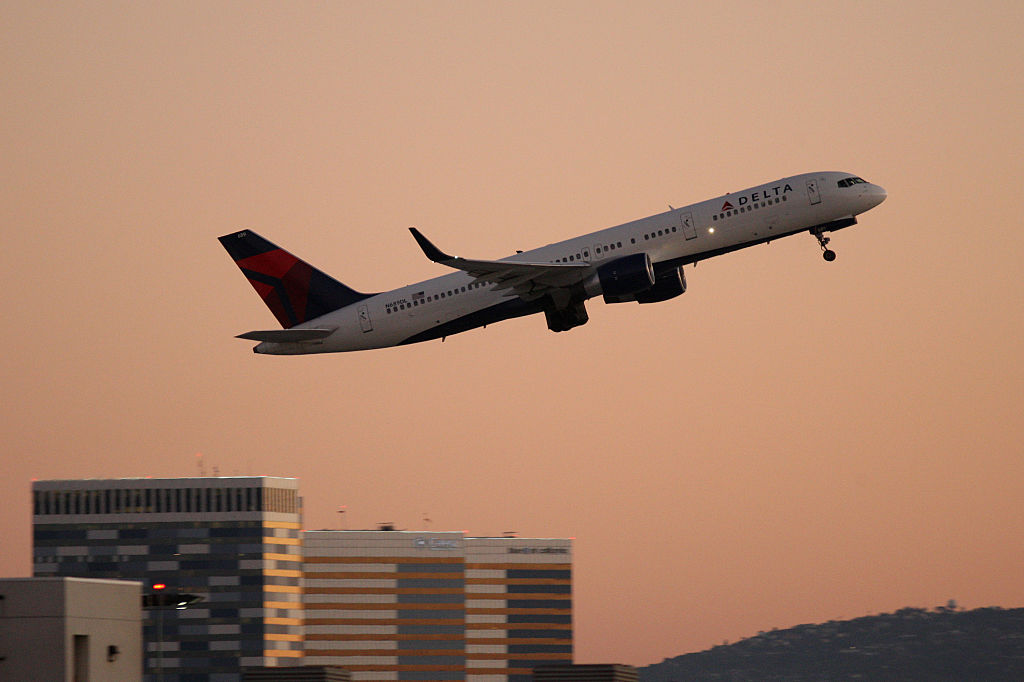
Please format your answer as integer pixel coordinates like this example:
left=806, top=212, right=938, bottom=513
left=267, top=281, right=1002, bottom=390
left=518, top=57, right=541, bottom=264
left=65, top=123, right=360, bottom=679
left=0, top=577, right=142, bottom=682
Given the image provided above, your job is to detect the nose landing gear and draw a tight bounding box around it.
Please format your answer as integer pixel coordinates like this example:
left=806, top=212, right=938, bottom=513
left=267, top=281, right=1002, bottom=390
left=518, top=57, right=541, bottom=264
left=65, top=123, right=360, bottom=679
left=811, top=229, right=837, bottom=262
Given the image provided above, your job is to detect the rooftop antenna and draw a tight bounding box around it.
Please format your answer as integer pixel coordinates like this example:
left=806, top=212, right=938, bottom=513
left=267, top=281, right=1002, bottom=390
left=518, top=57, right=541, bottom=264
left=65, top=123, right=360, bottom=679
left=196, top=452, right=206, bottom=477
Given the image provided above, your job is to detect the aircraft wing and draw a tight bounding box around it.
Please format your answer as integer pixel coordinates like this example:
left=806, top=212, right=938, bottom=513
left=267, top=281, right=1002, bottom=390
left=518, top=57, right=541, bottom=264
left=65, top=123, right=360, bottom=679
left=409, top=228, right=589, bottom=301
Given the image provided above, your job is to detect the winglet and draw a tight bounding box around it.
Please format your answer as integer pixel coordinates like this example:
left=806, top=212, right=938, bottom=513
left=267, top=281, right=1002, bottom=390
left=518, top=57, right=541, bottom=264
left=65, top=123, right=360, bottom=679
left=409, top=227, right=455, bottom=263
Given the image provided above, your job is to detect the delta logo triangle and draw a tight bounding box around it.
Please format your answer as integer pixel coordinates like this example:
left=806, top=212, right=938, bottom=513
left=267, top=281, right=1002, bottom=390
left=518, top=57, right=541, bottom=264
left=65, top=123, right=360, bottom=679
left=721, top=201, right=734, bottom=211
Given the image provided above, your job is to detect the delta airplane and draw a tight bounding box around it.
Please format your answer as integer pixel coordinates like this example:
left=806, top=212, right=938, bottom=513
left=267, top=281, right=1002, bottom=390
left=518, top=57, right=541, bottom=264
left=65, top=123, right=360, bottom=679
left=220, top=171, right=885, bottom=354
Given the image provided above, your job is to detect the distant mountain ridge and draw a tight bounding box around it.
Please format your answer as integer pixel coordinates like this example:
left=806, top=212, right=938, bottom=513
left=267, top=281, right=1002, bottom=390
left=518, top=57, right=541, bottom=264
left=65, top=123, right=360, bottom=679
left=639, top=606, right=1024, bottom=681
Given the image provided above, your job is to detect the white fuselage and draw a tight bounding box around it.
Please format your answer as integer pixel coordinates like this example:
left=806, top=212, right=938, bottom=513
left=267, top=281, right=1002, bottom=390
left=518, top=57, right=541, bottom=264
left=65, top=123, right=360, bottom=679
left=255, top=171, right=885, bottom=353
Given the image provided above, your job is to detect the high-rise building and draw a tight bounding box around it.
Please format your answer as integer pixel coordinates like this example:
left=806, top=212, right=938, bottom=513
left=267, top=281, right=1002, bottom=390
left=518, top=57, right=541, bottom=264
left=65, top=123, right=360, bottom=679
left=32, top=477, right=303, bottom=682
left=303, top=529, right=572, bottom=681
left=31, top=478, right=573, bottom=681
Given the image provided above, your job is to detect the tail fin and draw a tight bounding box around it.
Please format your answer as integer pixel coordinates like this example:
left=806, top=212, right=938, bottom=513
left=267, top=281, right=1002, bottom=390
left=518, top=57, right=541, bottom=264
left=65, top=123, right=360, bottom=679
left=219, top=230, right=374, bottom=328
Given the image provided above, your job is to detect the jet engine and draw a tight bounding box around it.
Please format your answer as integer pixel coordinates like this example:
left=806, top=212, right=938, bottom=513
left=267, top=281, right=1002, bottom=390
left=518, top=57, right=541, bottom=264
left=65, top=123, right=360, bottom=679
left=635, top=266, right=686, bottom=304
left=583, top=253, right=656, bottom=303
left=586, top=254, right=686, bottom=304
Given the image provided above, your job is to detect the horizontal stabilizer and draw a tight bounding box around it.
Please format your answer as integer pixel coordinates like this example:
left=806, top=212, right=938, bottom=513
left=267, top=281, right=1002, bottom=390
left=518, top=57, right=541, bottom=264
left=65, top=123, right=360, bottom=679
left=236, top=328, right=335, bottom=343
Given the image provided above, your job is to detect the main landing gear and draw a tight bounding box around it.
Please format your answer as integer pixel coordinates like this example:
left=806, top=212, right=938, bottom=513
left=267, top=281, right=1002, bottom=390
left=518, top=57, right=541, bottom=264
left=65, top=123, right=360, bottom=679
left=811, top=229, right=837, bottom=262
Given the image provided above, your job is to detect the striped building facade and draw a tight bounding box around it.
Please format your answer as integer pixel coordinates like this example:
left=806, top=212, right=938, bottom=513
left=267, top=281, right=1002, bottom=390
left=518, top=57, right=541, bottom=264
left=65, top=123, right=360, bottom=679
left=465, top=538, right=573, bottom=681
left=303, top=530, right=572, bottom=681
left=32, top=477, right=303, bottom=682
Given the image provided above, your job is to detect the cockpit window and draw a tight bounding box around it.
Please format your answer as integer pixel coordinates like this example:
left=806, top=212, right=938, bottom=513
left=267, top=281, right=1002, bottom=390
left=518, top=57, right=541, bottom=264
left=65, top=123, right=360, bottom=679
left=837, top=176, right=867, bottom=188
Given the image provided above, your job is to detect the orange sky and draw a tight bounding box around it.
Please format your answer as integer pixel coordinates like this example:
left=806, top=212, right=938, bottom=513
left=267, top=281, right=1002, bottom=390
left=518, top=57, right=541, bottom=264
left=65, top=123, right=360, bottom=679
left=3, top=0, right=1023, bottom=666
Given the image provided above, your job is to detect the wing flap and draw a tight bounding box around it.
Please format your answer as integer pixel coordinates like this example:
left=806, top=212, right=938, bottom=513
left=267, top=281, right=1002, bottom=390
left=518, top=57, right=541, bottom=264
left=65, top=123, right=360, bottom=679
left=236, top=328, right=335, bottom=343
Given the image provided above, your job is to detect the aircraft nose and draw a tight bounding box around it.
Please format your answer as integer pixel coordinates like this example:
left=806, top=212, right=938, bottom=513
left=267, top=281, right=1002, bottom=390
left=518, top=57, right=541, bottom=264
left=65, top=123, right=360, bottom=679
left=861, top=183, right=887, bottom=209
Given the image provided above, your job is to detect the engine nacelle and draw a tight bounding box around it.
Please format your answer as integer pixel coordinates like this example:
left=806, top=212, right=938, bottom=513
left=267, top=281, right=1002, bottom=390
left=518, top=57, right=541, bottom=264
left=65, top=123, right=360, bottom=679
left=635, top=266, right=686, bottom=304
left=544, top=300, right=589, bottom=332
left=583, top=253, right=656, bottom=302
left=599, top=265, right=687, bottom=304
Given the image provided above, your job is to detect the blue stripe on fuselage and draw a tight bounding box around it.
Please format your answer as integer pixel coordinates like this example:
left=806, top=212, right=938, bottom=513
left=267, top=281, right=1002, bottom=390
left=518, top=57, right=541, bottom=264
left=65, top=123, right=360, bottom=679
left=398, top=297, right=543, bottom=346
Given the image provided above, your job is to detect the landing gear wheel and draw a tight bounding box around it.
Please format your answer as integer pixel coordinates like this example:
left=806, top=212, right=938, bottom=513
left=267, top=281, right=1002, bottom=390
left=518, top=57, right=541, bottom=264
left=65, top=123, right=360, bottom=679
left=811, top=229, right=836, bottom=262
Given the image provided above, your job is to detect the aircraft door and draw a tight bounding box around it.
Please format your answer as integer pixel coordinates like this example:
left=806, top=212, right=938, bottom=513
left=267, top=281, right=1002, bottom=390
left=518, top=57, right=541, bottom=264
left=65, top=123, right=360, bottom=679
left=357, top=304, right=373, bottom=333
left=680, top=212, right=697, bottom=240
left=806, top=179, right=822, bottom=205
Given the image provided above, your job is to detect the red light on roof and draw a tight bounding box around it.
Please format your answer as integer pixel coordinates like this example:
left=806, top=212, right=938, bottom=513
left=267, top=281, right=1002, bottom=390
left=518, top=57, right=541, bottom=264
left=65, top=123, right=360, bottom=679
left=152, top=583, right=166, bottom=590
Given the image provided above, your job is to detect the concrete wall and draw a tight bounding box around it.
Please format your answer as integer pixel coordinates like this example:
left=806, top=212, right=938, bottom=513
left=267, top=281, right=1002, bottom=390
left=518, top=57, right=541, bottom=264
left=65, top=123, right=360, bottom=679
left=0, top=577, right=141, bottom=681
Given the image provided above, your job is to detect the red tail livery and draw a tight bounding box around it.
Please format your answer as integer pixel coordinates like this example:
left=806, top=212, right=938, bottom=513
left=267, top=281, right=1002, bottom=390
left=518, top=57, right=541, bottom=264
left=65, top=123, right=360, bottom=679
left=219, top=231, right=373, bottom=328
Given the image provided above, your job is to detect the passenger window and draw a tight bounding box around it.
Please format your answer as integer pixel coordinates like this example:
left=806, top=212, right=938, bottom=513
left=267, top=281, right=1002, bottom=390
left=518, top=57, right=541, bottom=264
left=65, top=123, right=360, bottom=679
left=569, top=255, right=574, bottom=261
left=617, top=242, right=621, bottom=248
left=631, top=238, right=636, bottom=244
left=461, top=286, right=466, bottom=293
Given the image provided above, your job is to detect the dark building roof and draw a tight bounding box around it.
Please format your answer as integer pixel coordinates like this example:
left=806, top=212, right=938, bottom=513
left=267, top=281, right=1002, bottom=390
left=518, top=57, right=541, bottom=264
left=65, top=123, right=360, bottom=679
left=243, top=665, right=351, bottom=682
left=534, top=664, right=639, bottom=682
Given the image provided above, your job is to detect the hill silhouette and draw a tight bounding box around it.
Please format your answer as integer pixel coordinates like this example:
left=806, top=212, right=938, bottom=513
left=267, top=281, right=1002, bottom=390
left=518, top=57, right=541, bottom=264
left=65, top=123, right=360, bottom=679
left=640, top=605, right=1024, bottom=681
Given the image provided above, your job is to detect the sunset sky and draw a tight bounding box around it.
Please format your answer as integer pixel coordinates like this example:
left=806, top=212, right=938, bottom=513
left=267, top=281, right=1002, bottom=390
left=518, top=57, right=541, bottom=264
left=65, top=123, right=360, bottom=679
left=3, top=0, right=1023, bottom=666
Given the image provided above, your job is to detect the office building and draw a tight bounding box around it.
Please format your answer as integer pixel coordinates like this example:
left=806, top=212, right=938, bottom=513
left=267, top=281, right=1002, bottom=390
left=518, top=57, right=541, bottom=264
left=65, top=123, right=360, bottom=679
left=303, top=529, right=572, bottom=681
left=0, top=577, right=142, bottom=682
left=33, top=477, right=303, bottom=682
left=465, top=537, right=573, bottom=680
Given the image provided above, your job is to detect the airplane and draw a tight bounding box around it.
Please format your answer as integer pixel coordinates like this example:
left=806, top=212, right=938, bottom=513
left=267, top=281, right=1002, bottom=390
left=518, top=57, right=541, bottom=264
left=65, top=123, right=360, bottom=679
left=219, top=171, right=885, bottom=354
